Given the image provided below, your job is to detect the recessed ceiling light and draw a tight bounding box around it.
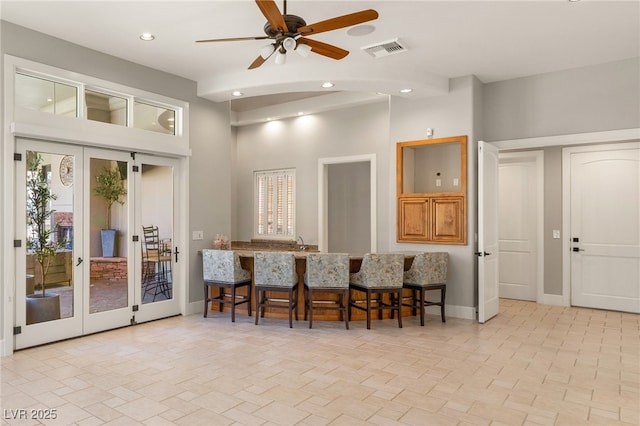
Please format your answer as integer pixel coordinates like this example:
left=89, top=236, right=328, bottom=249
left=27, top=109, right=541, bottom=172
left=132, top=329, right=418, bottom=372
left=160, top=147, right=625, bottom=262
left=140, top=33, right=155, bottom=41
left=232, top=91, right=244, bottom=97
left=46, top=97, right=53, bottom=102
left=347, top=25, right=376, bottom=36
left=297, top=112, right=304, bottom=116
left=568, top=0, right=581, bottom=2
left=399, top=88, right=413, bottom=94
left=322, top=82, right=334, bottom=88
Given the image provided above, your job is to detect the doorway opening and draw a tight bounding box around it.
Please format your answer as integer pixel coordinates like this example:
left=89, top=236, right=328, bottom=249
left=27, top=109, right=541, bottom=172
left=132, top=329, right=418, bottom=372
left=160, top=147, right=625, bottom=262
left=318, top=154, right=376, bottom=253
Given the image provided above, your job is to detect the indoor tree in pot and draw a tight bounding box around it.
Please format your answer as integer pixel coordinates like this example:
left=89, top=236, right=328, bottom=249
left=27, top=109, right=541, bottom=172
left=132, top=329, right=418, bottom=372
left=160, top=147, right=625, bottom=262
left=26, top=152, right=68, bottom=324
left=95, top=165, right=127, bottom=257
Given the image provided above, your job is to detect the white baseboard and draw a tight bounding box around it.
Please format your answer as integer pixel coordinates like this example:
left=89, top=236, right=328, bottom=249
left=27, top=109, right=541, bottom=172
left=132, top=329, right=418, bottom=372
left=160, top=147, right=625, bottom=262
left=426, top=304, right=476, bottom=320
left=539, top=294, right=567, bottom=306
left=186, top=300, right=204, bottom=316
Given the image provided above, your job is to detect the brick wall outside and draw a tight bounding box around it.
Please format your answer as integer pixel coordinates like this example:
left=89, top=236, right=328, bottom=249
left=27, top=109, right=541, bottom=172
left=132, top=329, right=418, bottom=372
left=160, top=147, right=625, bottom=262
left=90, top=257, right=127, bottom=281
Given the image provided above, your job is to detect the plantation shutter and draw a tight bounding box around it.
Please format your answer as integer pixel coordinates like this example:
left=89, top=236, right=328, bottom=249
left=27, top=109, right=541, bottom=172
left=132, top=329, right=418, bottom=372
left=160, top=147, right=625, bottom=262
left=254, top=169, right=295, bottom=239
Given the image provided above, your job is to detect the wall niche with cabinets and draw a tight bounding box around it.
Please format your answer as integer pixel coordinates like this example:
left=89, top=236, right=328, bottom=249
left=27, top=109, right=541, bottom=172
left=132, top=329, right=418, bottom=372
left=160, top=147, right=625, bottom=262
left=396, top=135, right=467, bottom=244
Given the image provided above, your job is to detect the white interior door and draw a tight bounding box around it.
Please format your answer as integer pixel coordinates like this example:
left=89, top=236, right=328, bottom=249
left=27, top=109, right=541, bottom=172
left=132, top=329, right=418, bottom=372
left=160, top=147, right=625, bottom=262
left=567, top=143, right=640, bottom=313
left=498, top=152, right=543, bottom=301
left=478, top=141, right=500, bottom=323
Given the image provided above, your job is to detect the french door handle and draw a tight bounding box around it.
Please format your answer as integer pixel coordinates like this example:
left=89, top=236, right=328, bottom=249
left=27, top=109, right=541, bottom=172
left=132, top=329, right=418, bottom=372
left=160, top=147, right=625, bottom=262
left=474, top=251, right=492, bottom=257
left=174, top=247, right=179, bottom=263
left=572, top=247, right=585, bottom=252
left=76, top=257, right=84, bottom=266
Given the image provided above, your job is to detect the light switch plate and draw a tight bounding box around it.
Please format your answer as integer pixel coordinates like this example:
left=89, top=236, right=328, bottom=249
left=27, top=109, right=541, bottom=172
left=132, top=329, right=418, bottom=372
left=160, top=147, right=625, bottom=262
left=192, top=230, right=203, bottom=240
left=552, top=230, right=560, bottom=239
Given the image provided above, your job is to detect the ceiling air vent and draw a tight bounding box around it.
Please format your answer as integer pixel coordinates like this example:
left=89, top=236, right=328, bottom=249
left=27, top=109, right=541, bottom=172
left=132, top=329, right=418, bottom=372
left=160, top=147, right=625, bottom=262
left=361, top=38, right=408, bottom=59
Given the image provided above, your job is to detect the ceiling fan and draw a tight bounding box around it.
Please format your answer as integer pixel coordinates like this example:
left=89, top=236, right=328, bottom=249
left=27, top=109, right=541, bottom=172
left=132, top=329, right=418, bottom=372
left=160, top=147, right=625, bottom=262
left=196, top=0, right=379, bottom=69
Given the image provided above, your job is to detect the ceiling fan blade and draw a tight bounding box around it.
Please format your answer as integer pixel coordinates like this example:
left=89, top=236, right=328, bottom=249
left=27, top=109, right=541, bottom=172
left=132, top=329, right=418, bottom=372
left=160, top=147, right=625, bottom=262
left=248, top=41, right=279, bottom=69
left=248, top=55, right=268, bottom=69
left=255, top=0, right=288, bottom=33
left=297, top=9, right=378, bottom=36
left=196, top=36, right=270, bottom=43
left=298, top=38, right=349, bottom=60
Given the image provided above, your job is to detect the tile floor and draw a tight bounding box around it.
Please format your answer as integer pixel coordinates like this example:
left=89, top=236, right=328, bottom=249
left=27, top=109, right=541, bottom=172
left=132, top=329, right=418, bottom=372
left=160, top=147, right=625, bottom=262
left=1, top=299, right=638, bottom=425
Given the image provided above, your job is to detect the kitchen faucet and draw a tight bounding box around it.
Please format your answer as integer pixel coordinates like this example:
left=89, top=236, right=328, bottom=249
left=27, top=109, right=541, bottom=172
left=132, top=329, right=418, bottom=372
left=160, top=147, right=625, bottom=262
left=297, top=236, right=306, bottom=251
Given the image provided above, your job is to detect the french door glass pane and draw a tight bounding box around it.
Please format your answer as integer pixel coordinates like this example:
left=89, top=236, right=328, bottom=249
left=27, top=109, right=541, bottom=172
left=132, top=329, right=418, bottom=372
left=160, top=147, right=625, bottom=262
left=89, top=158, right=129, bottom=313
left=141, top=163, right=174, bottom=304
left=25, top=151, right=75, bottom=324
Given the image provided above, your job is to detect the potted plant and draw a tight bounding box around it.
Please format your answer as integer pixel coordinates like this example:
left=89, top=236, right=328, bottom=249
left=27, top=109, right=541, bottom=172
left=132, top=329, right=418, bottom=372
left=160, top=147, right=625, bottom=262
left=94, top=165, right=127, bottom=257
left=25, top=152, right=67, bottom=324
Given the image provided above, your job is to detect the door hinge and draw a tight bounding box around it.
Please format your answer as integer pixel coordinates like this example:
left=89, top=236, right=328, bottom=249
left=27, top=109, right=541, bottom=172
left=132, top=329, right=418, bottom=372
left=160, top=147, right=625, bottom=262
left=13, top=326, right=22, bottom=335
left=130, top=152, right=136, bottom=160
left=132, top=304, right=139, bottom=312
left=14, top=153, right=22, bottom=161
left=14, top=240, right=22, bottom=248
left=132, top=165, right=140, bottom=172
left=132, top=235, right=139, bottom=242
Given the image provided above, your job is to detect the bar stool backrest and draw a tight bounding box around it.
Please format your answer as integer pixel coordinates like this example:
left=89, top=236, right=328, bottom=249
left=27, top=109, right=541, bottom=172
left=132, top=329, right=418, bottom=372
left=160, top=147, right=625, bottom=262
left=202, top=249, right=251, bottom=283
left=351, top=253, right=404, bottom=288
left=306, top=253, right=349, bottom=288
left=254, top=252, right=298, bottom=287
left=404, top=252, right=449, bottom=286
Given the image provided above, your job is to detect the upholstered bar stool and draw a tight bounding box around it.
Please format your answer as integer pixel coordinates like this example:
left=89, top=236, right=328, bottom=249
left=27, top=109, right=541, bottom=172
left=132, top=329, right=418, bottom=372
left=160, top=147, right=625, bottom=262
left=254, top=252, right=299, bottom=328
left=402, top=252, right=449, bottom=325
left=304, top=253, right=350, bottom=329
left=202, top=249, right=252, bottom=322
left=349, top=253, right=404, bottom=329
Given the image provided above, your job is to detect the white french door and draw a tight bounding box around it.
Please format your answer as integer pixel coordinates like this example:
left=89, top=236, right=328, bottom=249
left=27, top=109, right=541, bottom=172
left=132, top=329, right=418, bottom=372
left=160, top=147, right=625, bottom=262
left=15, top=140, right=181, bottom=349
left=133, top=153, right=181, bottom=323
left=15, top=140, right=84, bottom=348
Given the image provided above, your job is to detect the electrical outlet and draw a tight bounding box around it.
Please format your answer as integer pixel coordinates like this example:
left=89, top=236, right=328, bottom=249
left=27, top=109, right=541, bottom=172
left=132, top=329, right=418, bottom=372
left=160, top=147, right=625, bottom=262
left=453, top=178, right=459, bottom=186
left=192, top=230, right=203, bottom=240
left=436, top=178, right=442, bottom=187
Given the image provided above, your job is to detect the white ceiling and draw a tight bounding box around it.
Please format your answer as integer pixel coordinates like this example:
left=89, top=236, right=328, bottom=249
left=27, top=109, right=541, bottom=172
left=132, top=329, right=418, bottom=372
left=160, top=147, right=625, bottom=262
left=2, top=0, right=639, bottom=110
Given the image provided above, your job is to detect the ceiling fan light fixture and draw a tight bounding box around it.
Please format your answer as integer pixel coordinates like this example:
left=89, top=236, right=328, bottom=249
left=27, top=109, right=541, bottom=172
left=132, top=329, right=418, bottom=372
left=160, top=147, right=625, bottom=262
left=282, top=37, right=297, bottom=52
left=275, top=49, right=287, bottom=65
left=322, top=82, right=334, bottom=88
left=232, top=91, right=244, bottom=97
left=296, top=43, right=312, bottom=58
left=260, top=43, right=276, bottom=59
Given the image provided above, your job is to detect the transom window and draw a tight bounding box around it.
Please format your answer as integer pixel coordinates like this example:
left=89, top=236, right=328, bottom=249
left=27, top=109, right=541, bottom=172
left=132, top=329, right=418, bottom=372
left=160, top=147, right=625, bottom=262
left=15, top=72, right=179, bottom=136
left=254, top=169, right=295, bottom=239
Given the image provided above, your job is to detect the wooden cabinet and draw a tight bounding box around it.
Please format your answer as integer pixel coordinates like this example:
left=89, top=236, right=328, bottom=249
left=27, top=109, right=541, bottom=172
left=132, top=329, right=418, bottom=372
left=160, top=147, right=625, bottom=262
left=398, top=197, right=429, bottom=241
left=397, top=196, right=466, bottom=243
left=396, top=136, right=467, bottom=245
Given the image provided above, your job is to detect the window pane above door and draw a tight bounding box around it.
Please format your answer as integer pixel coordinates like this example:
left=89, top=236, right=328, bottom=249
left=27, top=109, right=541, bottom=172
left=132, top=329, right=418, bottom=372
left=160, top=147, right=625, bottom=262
left=15, top=73, right=77, bottom=117
left=134, top=101, right=176, bottom=135
left=85, top=90, right=128, bottom=127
